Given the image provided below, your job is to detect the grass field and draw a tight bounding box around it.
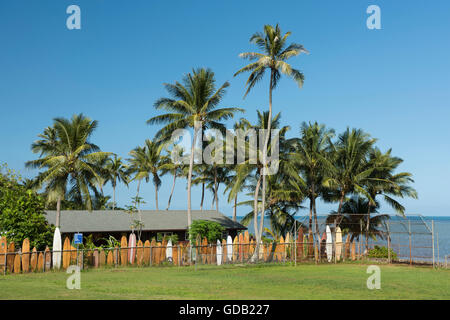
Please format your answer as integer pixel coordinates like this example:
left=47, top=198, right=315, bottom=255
left=1, top=263, right=449, bottom=300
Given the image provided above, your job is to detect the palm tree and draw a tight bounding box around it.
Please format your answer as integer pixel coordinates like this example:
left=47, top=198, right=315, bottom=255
left=160, top=146, right=186, bottom=210
left=322, top=128, right=377, bottom=224
left=327, top=196, right=389, bottom=245
left=26, top=114, right=110, bottom=228
left=127, top=139, right=164, bottom=210
left=292, top=122, right=334, bottom=248
left=104, top=155, right=129, bottom=210
left=147, top=68, right=243, bottom=226
left=362, top=147, right=418, bottom=249
left=234, top=24, right=308, bottom=254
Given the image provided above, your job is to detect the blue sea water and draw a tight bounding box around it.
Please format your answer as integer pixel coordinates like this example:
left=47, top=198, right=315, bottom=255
left=235, top=215, right=450, bottom=263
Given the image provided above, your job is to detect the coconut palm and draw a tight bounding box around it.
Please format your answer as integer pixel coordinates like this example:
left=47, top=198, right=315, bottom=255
left=362, top=147, right=418, bottom=249
left=104, top=155, right=129, bottom=210
left=234, top=24, right=308, bottom=253
left=291, top=122, right=335, bottom=248
left=322, top=128, right=377, bottom=224
left=127, top=139, right=164, bottom=210
left=26, top=114, right=110, bottom=228
left=160, top=146, right=186, bottom=210
left=147, top=68, right=243, bottom=226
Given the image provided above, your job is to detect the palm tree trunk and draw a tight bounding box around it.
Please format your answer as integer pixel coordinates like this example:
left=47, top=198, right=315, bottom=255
left=56, top=196, right=61, bottom=228
left=336, top=192, right=345, bottom=226
left=258, top=69, right=274, bottom=244
left=166, top=173, right=176, bottom=210
left=112, top=182, right=116, bottom=210
left=187, top=124, right=200, bottom=227
left=136, top=179, right=141, bottom=211
left=155, top=183, right=159, bottom=210
left=233, top=195, right=237, bottom=222
left=251, top=173, right=262, bottom=262
left=366, top=202, right=372, bottom=252
left=312, top=194, right=321, bottom=255
left=200, top=182, right=205, bottom=210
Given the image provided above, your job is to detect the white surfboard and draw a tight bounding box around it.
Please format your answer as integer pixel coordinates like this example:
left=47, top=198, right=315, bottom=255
left=128, top=233, right=136, bottom=264
left=226, top=235, right=233, bottom=262
left=216, top=240, right=222, bottom=265
left=335, top=226, right=343, bottom=261
left=326, top=225, right=333, bottom=262
left=166, top=239, right=173, bottom=261
left=258, top=241, right=264, bottom=260
left=52, top=227, right=62, bottom=269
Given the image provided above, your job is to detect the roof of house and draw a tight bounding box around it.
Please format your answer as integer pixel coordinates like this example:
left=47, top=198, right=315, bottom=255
left=44, top=210, right=246, bottom=234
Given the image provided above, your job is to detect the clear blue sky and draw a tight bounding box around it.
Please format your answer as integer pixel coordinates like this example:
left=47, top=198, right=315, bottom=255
left=1, top=0, right=449, bottom=217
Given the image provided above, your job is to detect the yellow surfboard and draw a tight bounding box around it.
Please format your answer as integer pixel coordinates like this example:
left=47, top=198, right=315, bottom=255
left=30, top=247, right=37, bottom=272
left=21, top=238, right=30, bottom=272
left=120, top=236, right=127, bottom=266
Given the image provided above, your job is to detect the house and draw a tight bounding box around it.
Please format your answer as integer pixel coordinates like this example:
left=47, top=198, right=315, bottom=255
left=44, top=210, right=246, bottom=244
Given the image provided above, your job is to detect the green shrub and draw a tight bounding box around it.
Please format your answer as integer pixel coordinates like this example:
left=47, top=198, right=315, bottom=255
left=188, top=220, right=224, bottom=243
left=368, top=245, right=397, bottom=260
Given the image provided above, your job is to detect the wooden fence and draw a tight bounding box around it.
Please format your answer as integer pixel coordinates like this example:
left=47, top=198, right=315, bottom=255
left=1, top=231, right=361, bottom=274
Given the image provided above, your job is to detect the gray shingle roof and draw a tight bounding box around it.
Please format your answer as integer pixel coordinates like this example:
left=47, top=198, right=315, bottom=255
left=44, top=210, right=246, bottom=233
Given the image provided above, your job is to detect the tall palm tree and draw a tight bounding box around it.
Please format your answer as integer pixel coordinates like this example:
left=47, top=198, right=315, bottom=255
left=362, top=147, right=417, bottom=249
left=26, top=114, right=110, bottom=228
left=127, top=139, right=164, bottom=210
left=147, top=68, right=243, bottom=226
left=322, top=128, right=377, bottom=224
left=234, top=24, right=308, bottom=253
left=105, top=155, right=129, bottom=210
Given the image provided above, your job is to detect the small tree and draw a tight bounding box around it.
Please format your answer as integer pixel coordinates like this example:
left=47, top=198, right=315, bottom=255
left=188, top=220, right=224, bottom=243
left=0, top=164, right=54, bottom=250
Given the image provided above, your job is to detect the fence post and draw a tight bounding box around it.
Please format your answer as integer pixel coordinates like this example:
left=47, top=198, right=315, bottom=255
left=436, top=232, right=440, bottom=268
left=432, top=220, right=435, bottom=268
left=387, top=221, right=391, bottom=264
left=409, top=220, right=412, bottom=266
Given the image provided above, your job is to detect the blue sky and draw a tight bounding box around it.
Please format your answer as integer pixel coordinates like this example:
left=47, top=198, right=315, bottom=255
left=1, top=0, right=449, bottom=217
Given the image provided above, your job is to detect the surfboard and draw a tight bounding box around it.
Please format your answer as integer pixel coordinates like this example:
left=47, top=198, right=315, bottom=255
left=136, top=240, right=143, bottom=266
left=351, top=241, right=356, bottom=261
left=120, top=236, right=127, bottom=266
left=244, top=231, right=249, bottom=259
left=107, top=250, right=114, bottom=265
left=344, top=236, right=351, bottom=260
left=166, top=239, right=173, bottom=262
left=62, top=237, right=71, bottom=269
left=232, top=236, right=238, bottom=262
left=326, top=225, right=333, bottom=262
left=128, top=233, right=136, bottom=264
left=335, top=227, right=343, bottom=261
left=222, top=239, right=227, bottom=264
left=173, top=244, right=179, bottom=266
left=71, top=245, right=77, bottom=264
left=216, top=240, right=222, bottom=265
left=21, top=238, right=30, bottom=272
left=14, top=250, right=21, bottom=273
left=297, top=228, right=304, bottom=260
left=7, top=242, right=15, bottom=273
left=226, top=235, right=233, bottom=262
left=0, top=237, right=6, bottom=272
left=37, top=252, right=44, bottom=272
left=201, top=238, right=208, bottom=264
left=285, top=233, right=290, bottom=260
left=52, top=227, right=62, bottom=269
left=143, top=240, right=151, bottom=265
left=238, top=233, right=244, bottom=261
left=161, top=239, right=168, bottom=263
left=150, top=239, right=156, bottom=265
left=99, top=249, right=106, bottom=267
left=30, top=247, right=37, bottom=272
left=44, top=246, right=51, bottom=271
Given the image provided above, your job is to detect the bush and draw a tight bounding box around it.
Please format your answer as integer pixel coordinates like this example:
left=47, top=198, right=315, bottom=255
left=0, top=163, right=55, bottom=250
left=368, top=245, right=397, bottom=260
left=188, top=220, right=224, bottom=243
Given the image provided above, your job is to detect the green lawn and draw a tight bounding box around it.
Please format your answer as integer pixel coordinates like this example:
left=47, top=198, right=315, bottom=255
left=0, top=263, right=448, bottom=299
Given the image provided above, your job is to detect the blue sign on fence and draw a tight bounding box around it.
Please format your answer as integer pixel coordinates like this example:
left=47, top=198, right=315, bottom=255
left=74, top=233, right=83, bottom=245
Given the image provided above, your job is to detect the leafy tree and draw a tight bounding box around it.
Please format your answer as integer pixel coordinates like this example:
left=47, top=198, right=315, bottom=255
left=148, top=68, right=243, bottom=227
left=188, top=219, right=225, bottom=243
left=0, top=164, right=54, bottom=250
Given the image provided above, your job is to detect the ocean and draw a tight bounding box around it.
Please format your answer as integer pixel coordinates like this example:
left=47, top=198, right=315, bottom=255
left=236, top=215, right=450, bottom=263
